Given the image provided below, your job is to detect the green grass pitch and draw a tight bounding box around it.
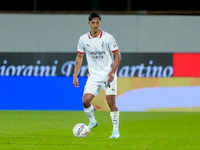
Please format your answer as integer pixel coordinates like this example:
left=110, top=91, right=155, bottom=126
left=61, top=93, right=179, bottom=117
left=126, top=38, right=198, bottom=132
left=0, top=111, right=200, bottom=150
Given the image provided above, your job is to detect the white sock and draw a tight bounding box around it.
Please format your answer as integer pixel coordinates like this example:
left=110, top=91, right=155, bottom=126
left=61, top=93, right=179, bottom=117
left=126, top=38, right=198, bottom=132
left=84, top=104, right=96, bottom=123
left=110, top=111, right=119, bottom=132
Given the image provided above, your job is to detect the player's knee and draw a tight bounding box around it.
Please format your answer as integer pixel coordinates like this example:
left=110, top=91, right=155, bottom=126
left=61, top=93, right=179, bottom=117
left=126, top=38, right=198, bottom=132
left=82, top=96, right=91, bottom=105
left=82, top=97, right=87, bottom=104
left=82, top=99, right=88, bottom=105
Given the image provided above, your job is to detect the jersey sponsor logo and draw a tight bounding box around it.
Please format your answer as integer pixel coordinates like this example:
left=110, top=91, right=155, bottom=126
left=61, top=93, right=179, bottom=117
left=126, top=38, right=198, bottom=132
left=88, top=51, right=106, bottom=59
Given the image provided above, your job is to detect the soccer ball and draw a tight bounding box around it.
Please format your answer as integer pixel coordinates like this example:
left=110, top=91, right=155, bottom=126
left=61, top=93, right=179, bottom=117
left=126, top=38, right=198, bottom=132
left=73, top=123, right=89, bottom=138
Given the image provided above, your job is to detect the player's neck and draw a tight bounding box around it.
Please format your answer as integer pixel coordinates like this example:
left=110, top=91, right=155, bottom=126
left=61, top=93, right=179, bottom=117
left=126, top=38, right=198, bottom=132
left=90, top=29, right=100, bottom=38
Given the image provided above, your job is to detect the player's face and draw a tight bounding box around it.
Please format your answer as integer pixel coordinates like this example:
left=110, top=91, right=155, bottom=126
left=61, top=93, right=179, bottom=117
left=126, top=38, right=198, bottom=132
left=88, top=18, right=101, bottom=33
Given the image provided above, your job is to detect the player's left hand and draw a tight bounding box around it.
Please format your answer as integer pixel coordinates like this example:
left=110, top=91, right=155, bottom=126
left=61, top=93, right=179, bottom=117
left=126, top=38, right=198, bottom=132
left=107, top=72, right=115, bottom=83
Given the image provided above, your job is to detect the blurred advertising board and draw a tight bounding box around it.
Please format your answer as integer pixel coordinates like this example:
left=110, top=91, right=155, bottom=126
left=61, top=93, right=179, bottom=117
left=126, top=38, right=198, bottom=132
left=173, top=53, right=200, bottom=77
left=0, top=76, right=86, bottom=110
left=92, top=78, right=200, bottom=112
left=0, top=53, right=173, bottom=77
left=1, top=53, right=200, bottom=111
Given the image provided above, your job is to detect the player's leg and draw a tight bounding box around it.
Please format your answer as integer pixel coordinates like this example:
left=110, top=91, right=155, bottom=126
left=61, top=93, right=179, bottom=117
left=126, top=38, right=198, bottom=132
left=83, top=93, right=96, bottom=123
left=106, top=95, right=118, bottom=111
left=82, top=93, right=98, bottom=131
left=102, top=79, right=120, bottom=138
left=82, top=93, right=94, bottom=108
left=106, top=95, right=120, bottom=138
left=83, top=78, right=101, bottom=131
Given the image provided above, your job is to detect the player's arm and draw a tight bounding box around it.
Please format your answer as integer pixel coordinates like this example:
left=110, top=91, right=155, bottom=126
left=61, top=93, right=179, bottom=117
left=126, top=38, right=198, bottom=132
left=107, top=50, right=121, bottom=83
left=73, top=53, right=84, bottom=87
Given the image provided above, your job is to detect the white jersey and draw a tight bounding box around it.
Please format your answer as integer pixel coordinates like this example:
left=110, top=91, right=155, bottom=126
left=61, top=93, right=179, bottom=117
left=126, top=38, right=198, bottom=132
left=77, top=30, right=119, bottom=81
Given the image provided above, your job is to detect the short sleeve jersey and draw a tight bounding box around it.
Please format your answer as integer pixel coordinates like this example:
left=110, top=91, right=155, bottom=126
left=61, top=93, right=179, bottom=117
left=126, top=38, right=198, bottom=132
left=77, top=30, right=119, bottom=81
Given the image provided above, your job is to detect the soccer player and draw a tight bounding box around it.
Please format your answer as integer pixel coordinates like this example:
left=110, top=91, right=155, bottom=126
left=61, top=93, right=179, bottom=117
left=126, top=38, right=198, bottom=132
left=73, top=13, right=121, bottom=138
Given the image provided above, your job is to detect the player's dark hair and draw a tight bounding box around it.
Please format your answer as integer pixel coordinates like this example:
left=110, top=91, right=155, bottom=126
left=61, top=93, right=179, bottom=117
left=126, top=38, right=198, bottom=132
left=88, top=13, right=101, bottom=21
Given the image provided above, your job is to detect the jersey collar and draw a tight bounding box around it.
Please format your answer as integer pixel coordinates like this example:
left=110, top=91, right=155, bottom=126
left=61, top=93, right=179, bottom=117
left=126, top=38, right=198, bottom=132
left=88, top=29, right=103, bottom=39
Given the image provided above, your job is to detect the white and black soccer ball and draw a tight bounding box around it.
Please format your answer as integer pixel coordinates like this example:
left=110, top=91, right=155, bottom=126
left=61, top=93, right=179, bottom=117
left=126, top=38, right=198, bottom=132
left=73, top=123, right=89, bottom=138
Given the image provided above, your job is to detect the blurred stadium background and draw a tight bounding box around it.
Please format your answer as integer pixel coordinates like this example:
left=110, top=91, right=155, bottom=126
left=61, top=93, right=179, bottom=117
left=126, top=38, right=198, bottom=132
left=0, top=0, right=200, bottom=112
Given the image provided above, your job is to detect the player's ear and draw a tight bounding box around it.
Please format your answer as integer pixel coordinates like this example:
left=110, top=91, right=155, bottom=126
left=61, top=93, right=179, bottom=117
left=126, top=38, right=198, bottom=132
left=88, top=21, right=90, bottom=26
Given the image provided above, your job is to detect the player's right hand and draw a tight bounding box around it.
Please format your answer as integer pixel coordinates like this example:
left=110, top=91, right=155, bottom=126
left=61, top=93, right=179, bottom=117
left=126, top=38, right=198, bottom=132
left=73, top=76, right=79, bottom=87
